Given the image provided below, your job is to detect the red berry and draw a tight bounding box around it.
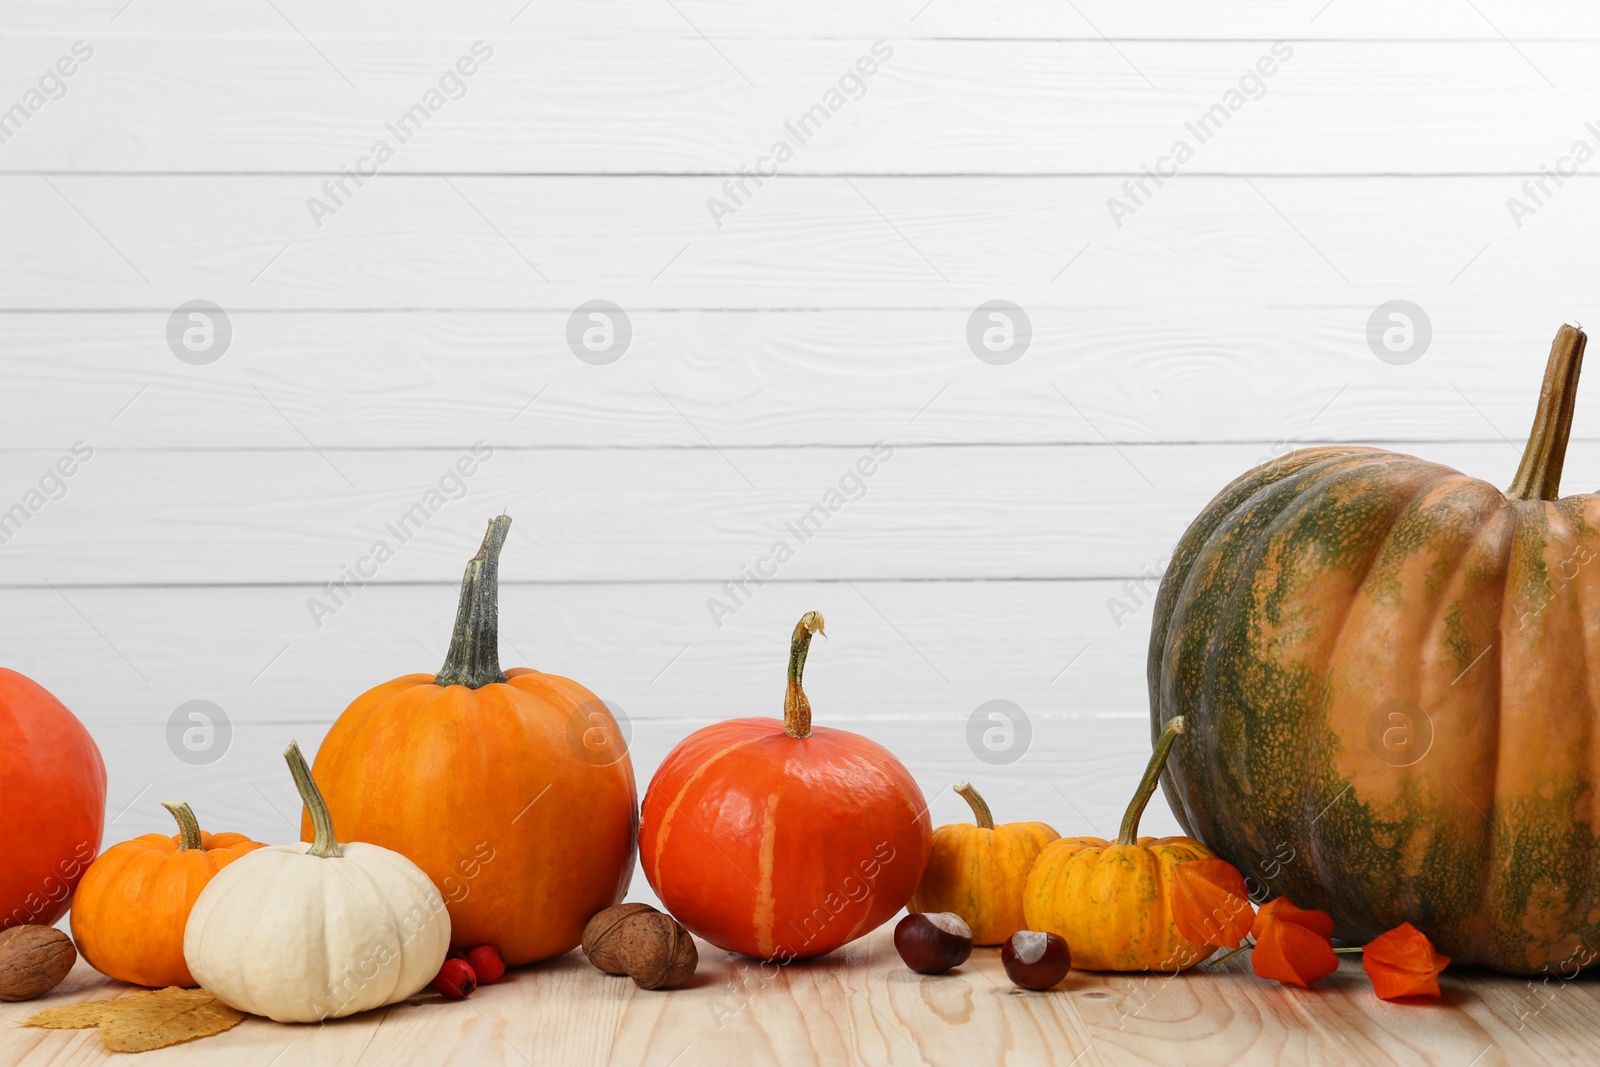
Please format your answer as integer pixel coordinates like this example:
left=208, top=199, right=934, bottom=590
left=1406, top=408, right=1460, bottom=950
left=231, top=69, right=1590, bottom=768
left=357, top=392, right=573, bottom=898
left=434, top=958, right=477, bottom=999
left=467, top=945, right=506, bottom=984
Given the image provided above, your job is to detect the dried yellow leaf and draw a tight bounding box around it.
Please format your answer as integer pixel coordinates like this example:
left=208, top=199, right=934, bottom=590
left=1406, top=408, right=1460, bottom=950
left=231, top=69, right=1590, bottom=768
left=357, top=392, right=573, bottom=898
left=24, top=998, right=112, bottom=1029
left=25, top=986, right=245, bottom=1053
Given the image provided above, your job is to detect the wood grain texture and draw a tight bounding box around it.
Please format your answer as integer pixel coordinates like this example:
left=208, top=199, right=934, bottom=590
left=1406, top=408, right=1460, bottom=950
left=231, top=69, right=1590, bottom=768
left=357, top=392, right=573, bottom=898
left=0, top=306, right=1584, bottom=449
left=0, top=175, right=1587, bottom=309
left=0, top=440, right=1591, bottom=584
left=2, top=927, right=1592, bottom=1066
left=13, top=0, right=1600, bottom=40
left=0, top=36, right=1590, bottom=175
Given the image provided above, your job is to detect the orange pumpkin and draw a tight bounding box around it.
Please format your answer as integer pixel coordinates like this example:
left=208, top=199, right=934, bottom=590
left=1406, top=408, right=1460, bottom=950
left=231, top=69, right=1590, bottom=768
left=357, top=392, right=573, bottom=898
left=910, top=782, right=1057, bottom=945
left=1, top=669, right=105, bottom=931
left=640, top=612, right=932, bottom=961
left=1023, top=716, right=1216, bottom=971
left=70, top=801, right=263, bottom=987
left=306, top=516, right=638, bottom=965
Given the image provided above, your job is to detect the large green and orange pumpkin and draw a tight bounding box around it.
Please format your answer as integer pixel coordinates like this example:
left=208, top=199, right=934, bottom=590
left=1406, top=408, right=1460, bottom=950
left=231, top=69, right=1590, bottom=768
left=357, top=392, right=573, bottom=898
left=640, top=612, right=932, bottom=961
left=1149, top=323, right=1600, bottom=974
left=305, top=516, right=637, bottom=966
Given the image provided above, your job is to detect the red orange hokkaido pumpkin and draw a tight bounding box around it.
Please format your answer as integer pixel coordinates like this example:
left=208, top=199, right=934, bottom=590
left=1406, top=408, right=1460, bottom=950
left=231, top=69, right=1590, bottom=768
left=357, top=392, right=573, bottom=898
left=1, top=669, right=105, bottom=930
left=640, top=612, right=932, bottom=961
left=306, top=516, right=638, bottom=965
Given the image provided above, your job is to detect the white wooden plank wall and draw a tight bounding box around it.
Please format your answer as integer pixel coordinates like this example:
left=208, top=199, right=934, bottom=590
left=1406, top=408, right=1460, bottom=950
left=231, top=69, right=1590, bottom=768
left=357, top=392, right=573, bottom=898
left=2, top=2, right=1598, bottom=907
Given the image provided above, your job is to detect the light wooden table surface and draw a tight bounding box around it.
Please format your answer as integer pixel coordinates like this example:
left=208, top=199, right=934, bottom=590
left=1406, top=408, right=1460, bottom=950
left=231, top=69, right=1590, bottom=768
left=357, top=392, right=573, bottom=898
left=3, top=926, right=1595, bottom=1067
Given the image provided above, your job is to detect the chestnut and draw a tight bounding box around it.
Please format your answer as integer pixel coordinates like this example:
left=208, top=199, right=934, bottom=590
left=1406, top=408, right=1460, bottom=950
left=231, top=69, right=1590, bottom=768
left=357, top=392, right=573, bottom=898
left=1001, top=930, right=1071, bottom=990
left=894, top=912, right=973, bottom=974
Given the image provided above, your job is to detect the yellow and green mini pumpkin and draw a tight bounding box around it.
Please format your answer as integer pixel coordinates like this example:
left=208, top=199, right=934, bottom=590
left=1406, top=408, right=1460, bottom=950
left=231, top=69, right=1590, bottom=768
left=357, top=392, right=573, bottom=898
left=909, top=782, right=1057, bottom=945
left=1023, top=717, right=1215, bottom=971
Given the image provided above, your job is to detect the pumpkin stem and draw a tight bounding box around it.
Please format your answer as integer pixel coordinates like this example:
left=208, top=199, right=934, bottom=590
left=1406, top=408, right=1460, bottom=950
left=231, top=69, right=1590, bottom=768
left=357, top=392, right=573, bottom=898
left=284, top=740, right=343, bottom=859
left=1118, top=716, right=1185, bottom=847
left=783, top=611, right=827, bottom=739
left=435, top=515, right=511, bottom=689
left=161, top=801, right=203, bottom=851
left=1508, top=323, right=1587, bottom=501
left=953, top=782, right=995, bottom=830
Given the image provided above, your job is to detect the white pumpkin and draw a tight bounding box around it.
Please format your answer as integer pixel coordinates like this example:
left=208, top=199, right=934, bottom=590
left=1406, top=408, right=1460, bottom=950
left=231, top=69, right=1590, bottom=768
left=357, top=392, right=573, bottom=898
left=183, top=742, right=450, bottom=1023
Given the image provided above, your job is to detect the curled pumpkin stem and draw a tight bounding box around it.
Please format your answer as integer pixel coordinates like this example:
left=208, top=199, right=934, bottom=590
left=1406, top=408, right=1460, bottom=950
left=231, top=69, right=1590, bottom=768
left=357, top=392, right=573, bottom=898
left=1118, top=716, right=1185, bottom=847
left=783, top=611, right=826, bottom=739
left=161, top=801, right=203, bottom=851
left=954, top=782, right=995, bottom=830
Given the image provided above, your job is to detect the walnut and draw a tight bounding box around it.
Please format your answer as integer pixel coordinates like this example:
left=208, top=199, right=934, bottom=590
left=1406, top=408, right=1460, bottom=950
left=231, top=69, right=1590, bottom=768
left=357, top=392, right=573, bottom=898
left=0, top=925, right=76, bottom=1001
left=581, top=904, right=697, bottom=990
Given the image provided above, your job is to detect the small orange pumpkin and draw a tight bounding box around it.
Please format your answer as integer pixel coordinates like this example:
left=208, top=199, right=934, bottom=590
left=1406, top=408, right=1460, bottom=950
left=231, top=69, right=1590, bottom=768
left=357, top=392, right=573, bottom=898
left=70, top=801, right=263, bottom=987
left=639, top=612, right=931, bottom=961
left=909, top=782, right=1057, bottom=945
left=1022, top=716, right=1215, bottom=971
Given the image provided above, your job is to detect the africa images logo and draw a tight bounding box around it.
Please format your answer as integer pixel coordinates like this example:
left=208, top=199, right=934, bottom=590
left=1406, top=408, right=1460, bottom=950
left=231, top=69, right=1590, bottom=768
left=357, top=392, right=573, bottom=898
left=705, top=41, right=895, bottom=229
left=305, top=41, right=495, bottom=229
left=1105, top=41, right=1294, bottom=228
left=0, top=41, right=94, bottom=146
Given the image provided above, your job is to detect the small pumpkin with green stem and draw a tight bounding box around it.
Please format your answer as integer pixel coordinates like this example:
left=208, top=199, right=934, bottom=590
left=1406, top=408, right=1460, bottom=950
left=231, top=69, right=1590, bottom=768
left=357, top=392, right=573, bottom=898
left=909, top=782, right=1058, bottom=945
left=1023, top=716, right=1216, bottom=971
left=70, top=802, right=263, bottom=987
left=639, top=611, right=932, bottom=961
left=183, top=742, right=451, bottom=1022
